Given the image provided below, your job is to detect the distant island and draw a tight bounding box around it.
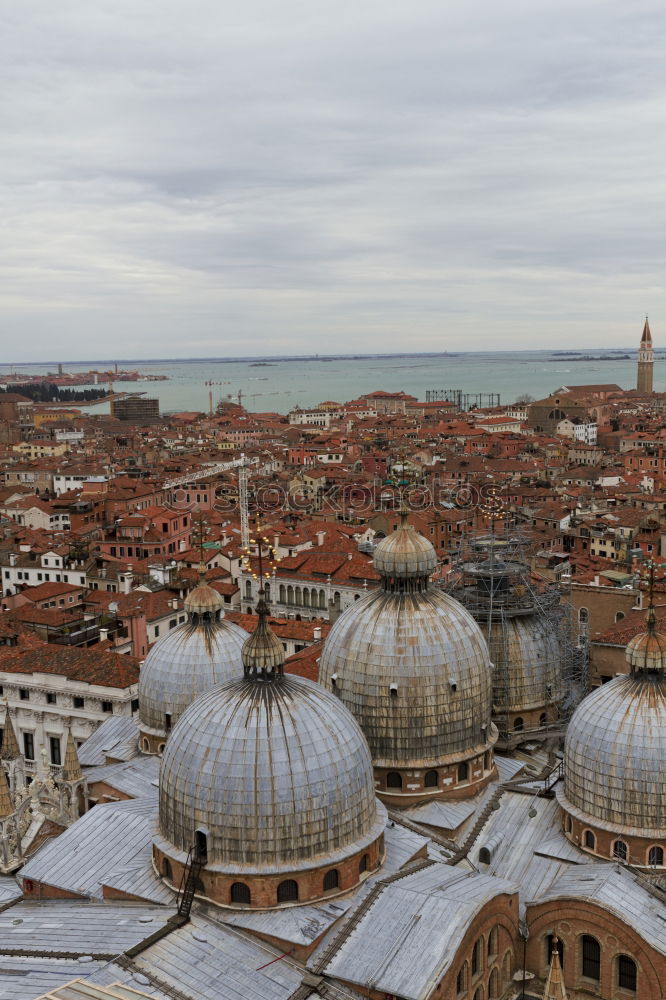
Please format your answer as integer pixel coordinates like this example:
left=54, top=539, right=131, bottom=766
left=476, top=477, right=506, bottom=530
left=549, top=354, right=631, bottom=362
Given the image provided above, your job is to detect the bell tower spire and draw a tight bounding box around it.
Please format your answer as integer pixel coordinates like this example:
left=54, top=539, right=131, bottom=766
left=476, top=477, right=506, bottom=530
left=637, top=315, right=654, bottom=393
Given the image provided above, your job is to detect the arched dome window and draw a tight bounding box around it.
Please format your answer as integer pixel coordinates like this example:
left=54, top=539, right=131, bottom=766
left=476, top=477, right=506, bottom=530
left=472, top=936, right=483, bottom=975
left=323, top=869, right=339, bottom=892
left=613, top=839, right=627, bottom=861
left=617, top=955, right=637, bottom=992
left=277, top=879, right=299, bottom=903
left=458, top=761, right=469, bottom=782
left=513, top=717, right=524, bottom=732
left=456, top=961, right=469, bottom=994
left=386, top=771, right=402, bottom=789
left=565, top=815, right=572, bottom=833
left=648, top=845, right=664, bottom=866
left=578, top=607, right=589, bottom=624
left=539, top=712, right=547, bottom=727
left=162, top=858, right=172, bottom=881
left=424, top=770, right=438, bottom=788
left=581, top=935, right=601, bottom=981
left=230, top=882, right=251, bottom=905
left=584, top=829, right=596, bottom=850
left=359, top=853, right=369, bottom=874
left=195, top=830, right=208, bottom=862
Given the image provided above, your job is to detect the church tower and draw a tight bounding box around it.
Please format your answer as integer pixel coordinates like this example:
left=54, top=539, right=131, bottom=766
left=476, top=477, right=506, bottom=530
left=637, top=316, right=654, bottom=393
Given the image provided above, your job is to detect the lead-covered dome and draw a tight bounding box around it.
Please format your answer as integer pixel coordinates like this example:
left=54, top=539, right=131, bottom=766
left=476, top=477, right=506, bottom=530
left=157, top=674, right=385, bottom=871
left=558, top=674, right=666, bottom=836
left=138, top=581, right=248, bottom=750
left=485, top=615, right=564, bottom=712
left=319, top=516, right=495, bottom=802
left=154, top=591, right=386, bottom=906
left=559, top=605, right=666, bottom=847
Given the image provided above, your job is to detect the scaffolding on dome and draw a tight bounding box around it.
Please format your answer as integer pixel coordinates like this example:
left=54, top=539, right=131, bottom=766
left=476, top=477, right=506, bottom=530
left=445, top=519, right=587, bottom=749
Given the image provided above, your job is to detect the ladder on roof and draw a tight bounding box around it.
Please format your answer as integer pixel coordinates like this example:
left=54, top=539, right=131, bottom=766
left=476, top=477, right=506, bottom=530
left=177, top=846, right=203, bottom=919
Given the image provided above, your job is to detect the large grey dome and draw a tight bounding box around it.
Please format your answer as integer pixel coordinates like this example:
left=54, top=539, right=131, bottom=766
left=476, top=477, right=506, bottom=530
left=319, top=585, right=494, bottom=767
left=485, top=615, right=564, bottom=712
left=156, top=674, right=386, bottom=873
left=139, top=604, right=248, bottom=735
left=558, top=673, right=666, bottom=836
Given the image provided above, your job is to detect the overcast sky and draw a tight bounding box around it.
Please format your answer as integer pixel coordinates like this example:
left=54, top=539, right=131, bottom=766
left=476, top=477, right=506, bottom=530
left=2, top=1, right=665, bottom=360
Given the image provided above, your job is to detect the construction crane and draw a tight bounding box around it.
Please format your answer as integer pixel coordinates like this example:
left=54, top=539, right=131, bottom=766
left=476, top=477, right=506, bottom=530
left=162, top=455, right=258, bottom=492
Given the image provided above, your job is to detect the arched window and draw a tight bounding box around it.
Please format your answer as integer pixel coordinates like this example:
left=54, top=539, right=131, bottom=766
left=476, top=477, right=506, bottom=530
left=194, top=830, right=208, bottom=862
left=277, top=879, right=299, bottom=903
left=484, top=751, right=491, bottom=771
left=579, top=607, right=589, bottom=624
left=502, top=950, right=512, bottom=981
left=539, top=712, right=547, bottom=727
left=287, top=585, right=294, bottom=605
left=488, top=927, right=498, bottom=957
left=617, top=954, right=637, bottom=992
left=319, top=589, right=326, bottom=610
left=613, top=839, right=627, bottom=861
left=142, top=737, right=150, bottom=753
left=648, top=845, right=663, bottom=866
left=359, top=853, right=369, bottom=874
left=386, top=771, right=402, bottom=789
left=279, top=584, right=286, bottom=603
left=158, top=743, right=165, bottom=754
left=323, top=869, right=339, bottom=892
left=162, top=858, right=172, bottom=881
left=581, top=935, right=601, bottom=981
left=264, top=583, right=270, bottom=600
left=424, top=769, right=438, bottom=788
left=565, top=815, right=572, bottom=833
left=584, top=829, right=596, bottom=850
left=479, top=846, right=491, bottom=865
left=513, top=717, right=524, bottom=732
left=245, top=579, right=252, bottom=599
left=458, top=760, right=469, bottom=782
left=473, top=988, right=483, bottom=1000
left=295, top=586, right=302, bottom=605
left=547, top=935, right=564, bottom=970
left=615, top=611, right=625, bottom=623
left=303, top=588, right=309, bottom=607
left=472, top=937, right=483, bottom=976
left=488, top=967, right=499, bottom=1000
left=456, top=961, right=469, bottom=995
left=230, top=882, right=251, bottom=905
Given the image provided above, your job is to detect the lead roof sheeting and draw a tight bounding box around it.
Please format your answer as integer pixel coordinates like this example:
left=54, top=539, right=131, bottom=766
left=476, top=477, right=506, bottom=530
left=494, top=755, right=527, bottom=782
left=78, top=717, right=140, bottom=767
left=484, top=615, right=565, bottom=711
left=0, top=875, right=22, bottom=905
left=133, top=914, right=304, bottom=1000
left=86, top=963, right=170, bottom=998
left=220, top=897, right=352, bottom=946
left=467, top=791, right=577, bottom=915
left=83, top=757, right=161, bottom=800
left=321, top=866, right=517, bottom=1000
left=534, top=836, right=587, bottom=865
left=0, top=901, right=170, bottom=956
left=20, top=799, right=161, bottom=900
left=0, top=956, right=109, bottom=1000
left=380, top=821, right=430, bottom=874
left=101, top=859, right=173, bottom=906
left=404, top=798, right=477, bottom=831
left=531, top=863, right=666, bottom=955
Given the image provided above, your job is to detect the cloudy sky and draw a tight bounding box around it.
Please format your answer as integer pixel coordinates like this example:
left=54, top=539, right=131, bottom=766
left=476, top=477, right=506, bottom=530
left=2, top=1, right=665, bottom=360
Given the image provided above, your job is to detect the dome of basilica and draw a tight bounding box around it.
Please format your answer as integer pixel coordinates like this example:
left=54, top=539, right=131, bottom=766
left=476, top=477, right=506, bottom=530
left=484, top=615, right=564, bottom=713
left=154, top=589, right=386, bottom=906
left=138, top=580, right=248, bottom=750
left=318, top=516, right=496, bottom=801
left=558, top=604, right=666, bottom=850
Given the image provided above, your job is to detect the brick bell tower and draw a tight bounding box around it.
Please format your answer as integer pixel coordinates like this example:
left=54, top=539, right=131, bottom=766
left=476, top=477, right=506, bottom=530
left=637, top=315, right=654, bottom=393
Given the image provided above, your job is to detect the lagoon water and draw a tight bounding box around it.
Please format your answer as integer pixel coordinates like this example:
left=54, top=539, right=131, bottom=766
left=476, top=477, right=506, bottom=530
left=0, top=350, right=656, bottom=415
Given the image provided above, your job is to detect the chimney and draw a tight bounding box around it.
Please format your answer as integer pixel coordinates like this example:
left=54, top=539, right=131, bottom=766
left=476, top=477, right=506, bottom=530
left=316, top=530, right=326, bottom=547
left=347, top=551, right=353, bottom=560
left=313, top=626, right=322, bottom=641
left=8, top=553, right=17, bottom=567
left=99, top=627, right=109, bottom=643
